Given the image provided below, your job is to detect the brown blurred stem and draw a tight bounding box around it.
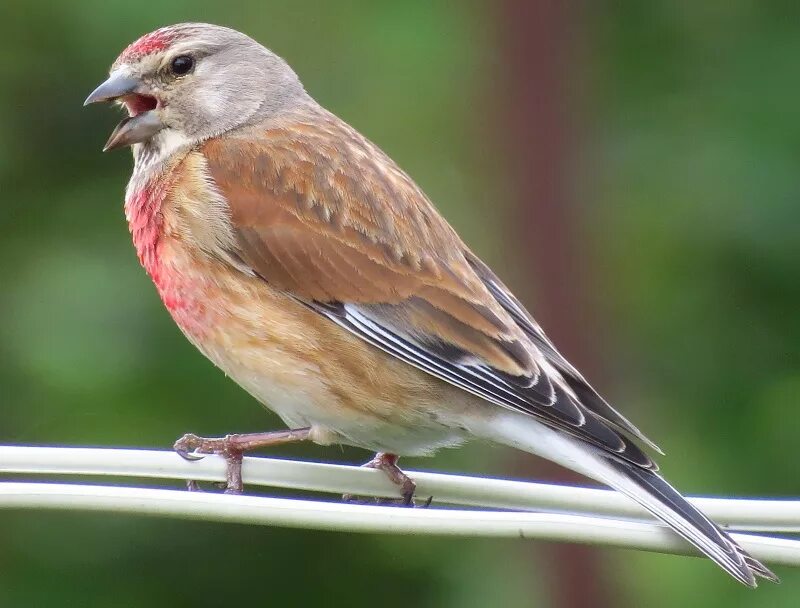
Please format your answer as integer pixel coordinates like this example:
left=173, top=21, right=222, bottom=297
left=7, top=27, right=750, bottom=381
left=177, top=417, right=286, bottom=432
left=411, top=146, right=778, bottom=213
left=497, top=1, right=617, bottom=606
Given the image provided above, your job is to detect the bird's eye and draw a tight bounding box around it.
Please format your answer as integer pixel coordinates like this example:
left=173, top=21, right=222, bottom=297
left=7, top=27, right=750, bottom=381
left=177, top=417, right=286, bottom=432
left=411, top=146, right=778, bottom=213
left=170, top=55, right=194, bottom=76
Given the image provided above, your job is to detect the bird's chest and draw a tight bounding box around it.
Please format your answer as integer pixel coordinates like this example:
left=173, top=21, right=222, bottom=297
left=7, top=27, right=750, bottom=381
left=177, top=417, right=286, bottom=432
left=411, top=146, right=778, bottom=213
left=123, top=165, right=464, bottom=455
left=125, top=155, right=244, bottom=341
left=125, top=168, right=323, bottom=396
left=126, top=173, right=213, bottom=339
left=124, top=189, right=337, bottom=427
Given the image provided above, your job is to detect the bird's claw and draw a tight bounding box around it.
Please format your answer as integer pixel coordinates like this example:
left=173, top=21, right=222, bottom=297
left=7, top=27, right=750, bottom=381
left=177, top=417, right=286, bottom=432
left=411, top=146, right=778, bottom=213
left=341, top=453, right=429, bottom=507
left=172, top=428, right=311, bottom=494
left=173, top=433, right=211, bottom=460
left=341, top=493, right=433, bottom=508
left=176, top=449, right=205, bottom=462
left=174, top=432, right=243, bottom=493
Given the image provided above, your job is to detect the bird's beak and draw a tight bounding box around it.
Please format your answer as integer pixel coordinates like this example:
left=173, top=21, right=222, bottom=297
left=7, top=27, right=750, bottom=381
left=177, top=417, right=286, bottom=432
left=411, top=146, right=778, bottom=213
left=84, top=72, right=165, bottom=152
left=84, top=73, right=141, bottom=106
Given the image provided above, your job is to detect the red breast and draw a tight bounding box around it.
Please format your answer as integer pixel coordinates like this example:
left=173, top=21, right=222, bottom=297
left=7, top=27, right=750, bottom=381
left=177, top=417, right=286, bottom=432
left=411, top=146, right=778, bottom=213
left=126, top=167, right=212, bottom=340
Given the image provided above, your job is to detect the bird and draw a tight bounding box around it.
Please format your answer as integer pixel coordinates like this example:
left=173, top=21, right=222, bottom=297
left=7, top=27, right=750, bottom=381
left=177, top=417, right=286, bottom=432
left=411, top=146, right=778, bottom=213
left=84, top=23, right=775, bottom=587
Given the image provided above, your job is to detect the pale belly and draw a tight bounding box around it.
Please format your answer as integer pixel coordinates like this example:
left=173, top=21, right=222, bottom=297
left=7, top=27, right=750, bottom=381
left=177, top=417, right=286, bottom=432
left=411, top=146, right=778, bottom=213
left=155, top=238, right=471, bottom=456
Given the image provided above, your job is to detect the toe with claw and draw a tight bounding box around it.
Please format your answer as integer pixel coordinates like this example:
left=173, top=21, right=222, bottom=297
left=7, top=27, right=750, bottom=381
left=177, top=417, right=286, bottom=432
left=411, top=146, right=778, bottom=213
left=173, top=428, right=311, bottom=494
left=343, top=453, right=431, bottom=507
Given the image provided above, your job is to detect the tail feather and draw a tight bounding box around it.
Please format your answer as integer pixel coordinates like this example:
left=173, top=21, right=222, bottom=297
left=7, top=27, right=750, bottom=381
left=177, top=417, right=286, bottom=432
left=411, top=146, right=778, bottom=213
left=745, top=556, right=780, bottom=583
left=473, top=413, right=777, bottom=587
left=602, top=455, right=776, bottom=586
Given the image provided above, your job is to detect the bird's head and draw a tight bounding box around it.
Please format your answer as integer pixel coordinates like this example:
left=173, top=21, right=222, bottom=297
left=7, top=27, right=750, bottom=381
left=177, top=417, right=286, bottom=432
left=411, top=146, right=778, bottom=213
left=85, top=23, right=309, bottom=155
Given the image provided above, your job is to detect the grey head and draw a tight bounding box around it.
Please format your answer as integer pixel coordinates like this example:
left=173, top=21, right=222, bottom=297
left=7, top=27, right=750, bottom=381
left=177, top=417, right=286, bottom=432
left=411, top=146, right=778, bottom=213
left=85, top=23, right=313, bottom=159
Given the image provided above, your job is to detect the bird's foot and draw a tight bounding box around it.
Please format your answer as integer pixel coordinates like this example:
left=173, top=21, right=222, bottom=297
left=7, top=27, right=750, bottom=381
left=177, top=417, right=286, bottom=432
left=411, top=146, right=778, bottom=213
left=174, top=428, right=311, bottom=494
left=343, top=453, right=431, bottom=507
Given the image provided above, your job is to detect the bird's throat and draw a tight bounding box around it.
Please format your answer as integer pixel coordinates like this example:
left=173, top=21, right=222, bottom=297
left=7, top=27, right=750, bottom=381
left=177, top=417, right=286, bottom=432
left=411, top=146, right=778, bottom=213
left=125, top=175, right=168, bottom=283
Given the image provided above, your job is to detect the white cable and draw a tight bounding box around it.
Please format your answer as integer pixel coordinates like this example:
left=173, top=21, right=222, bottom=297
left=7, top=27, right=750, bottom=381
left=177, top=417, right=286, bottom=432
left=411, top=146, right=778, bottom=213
left=0, top=446, right=796, bottom=532
left=0, top=482, right=798, bottom=567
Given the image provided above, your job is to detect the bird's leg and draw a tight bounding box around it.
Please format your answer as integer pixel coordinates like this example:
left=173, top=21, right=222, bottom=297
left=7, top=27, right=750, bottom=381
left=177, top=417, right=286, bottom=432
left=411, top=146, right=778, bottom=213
left=174, top=427, right=312, bottom=494
left=345, top=452, right=430, bottom=507
left=367, top=453, right=416, bottom=505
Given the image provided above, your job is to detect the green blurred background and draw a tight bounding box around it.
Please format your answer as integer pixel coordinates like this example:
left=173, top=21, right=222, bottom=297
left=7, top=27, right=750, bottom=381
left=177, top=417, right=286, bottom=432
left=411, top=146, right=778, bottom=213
left=1, top=1, right=798, bottom=606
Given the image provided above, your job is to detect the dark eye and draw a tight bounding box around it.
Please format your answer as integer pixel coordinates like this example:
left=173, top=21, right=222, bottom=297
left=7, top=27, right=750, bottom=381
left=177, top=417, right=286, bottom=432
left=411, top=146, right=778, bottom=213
left=170, top=55, right=194, bottom=76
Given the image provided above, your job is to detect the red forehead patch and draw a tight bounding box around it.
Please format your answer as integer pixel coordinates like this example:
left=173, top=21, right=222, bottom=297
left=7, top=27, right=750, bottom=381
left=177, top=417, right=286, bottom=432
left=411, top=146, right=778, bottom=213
left=116, top=29, right=178, bottom=64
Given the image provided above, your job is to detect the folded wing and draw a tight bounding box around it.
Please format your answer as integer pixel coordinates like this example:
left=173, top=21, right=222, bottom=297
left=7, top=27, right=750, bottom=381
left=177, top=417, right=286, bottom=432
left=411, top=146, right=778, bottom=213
left=200, top=117, right=657, bottom=468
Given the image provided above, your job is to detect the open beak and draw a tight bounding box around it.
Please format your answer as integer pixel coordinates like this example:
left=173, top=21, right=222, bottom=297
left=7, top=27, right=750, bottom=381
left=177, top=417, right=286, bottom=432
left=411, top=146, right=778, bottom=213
left=84, top=72, right=165, bottom=152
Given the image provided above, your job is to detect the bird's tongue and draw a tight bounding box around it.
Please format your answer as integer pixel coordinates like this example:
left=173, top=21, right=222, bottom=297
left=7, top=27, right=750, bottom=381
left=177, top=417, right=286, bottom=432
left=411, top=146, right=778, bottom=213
left=123, top=93, right=158, bottom=117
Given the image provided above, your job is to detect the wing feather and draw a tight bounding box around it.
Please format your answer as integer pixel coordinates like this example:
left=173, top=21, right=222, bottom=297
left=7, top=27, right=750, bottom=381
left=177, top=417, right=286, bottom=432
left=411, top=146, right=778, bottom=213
left=200, top=115, right=657, bottom=468
left=464, top=251, right=663, bottom=453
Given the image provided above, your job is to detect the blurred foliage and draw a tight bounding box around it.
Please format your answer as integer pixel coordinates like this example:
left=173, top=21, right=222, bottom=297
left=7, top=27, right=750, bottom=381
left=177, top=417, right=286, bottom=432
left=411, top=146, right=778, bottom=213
left=0, top=1, right=797, bottom=606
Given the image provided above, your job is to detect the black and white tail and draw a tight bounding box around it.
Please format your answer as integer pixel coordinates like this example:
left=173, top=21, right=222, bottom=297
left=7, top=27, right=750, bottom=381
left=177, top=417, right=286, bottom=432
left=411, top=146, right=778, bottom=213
left=473, top=412, right=778, bottom=587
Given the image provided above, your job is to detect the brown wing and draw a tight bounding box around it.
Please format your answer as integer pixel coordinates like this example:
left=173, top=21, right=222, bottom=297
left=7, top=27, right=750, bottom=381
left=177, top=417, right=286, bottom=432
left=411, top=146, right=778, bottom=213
left=201, top=119, right=534, bottom=378
left=200, top=113, right=656, bottom=468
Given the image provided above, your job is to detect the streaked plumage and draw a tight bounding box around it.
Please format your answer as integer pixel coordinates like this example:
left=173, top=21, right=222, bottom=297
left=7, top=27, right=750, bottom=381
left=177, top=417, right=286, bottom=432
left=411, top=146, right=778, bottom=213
left=85, top=23, right=777, bottom=586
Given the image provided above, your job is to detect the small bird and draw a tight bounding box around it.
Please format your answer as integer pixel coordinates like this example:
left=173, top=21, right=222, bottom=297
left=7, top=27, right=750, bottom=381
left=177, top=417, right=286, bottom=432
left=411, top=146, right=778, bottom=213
left=85, top=23, right=775, bottom=586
